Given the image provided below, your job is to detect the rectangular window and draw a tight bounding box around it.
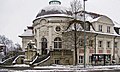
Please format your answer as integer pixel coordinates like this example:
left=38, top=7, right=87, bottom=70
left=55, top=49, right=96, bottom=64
left=79, top=56, right=83, bottom=63
left=55, top=60, right=60, bottom=64
left=107, top=41, right=110, bottom=48
left=99, top=25, right=102, bottom=32
left=107, top=26, right=110, bottom=33
left=114, top=42, right=118, bottom=48
left=98, top=41, right=102, bottom=47
left=89, top=40, right=93, bottom=47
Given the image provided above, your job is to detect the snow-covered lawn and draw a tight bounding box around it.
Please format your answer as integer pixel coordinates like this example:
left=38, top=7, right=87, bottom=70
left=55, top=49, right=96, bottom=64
left=1, top=64, right=120, bottom=72
left=33, top=64, right=120, bottom=71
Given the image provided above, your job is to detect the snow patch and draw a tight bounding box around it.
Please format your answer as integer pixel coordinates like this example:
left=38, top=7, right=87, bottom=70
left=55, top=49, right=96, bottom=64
left=36, top=14, right=72, bottom=18
left=34, top=56, right=50, bottom=66
left=29, top=56, right=38, bottom=64
left=13, top=64, right=30, bottom=67
left=19, top=29, right=34, bottom=37
left=12, top=55, right=25, bottom=64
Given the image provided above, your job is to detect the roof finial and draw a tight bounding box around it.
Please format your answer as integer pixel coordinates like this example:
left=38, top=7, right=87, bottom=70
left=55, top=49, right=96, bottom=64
left=49, top=0, right=61, bottom=5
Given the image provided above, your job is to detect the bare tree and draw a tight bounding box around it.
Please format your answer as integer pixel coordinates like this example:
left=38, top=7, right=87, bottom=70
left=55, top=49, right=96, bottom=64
left=70, top=0, right=82, bottom=14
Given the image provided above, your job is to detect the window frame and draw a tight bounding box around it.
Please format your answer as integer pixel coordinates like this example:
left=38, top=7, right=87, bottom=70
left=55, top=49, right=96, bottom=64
left=55, top=26, right=61, bottom=32
left=89, top=40, right=93, bottom=47
left=98, top=41, right=102, bottom=48
left=54, top=37, right=62, bottom=48
left=79, top=56, right=83, bottom=63
left=98, top=25, right=102, bottom=32
left=107, top=41, right=110, bottom=48
left=55, top=59, right=60, bottom=64
left=107, top=26, right=110, bottom=33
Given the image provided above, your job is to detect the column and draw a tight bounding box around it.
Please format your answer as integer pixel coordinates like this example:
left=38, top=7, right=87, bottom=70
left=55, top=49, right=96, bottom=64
left=103, top=37, right=106, bottom=53
left=37, top=29, right=41, bottom=55
left=48, top=24, right=53, bottom=51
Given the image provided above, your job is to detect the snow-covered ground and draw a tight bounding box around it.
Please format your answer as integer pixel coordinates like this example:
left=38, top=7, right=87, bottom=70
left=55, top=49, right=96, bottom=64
left=1, top=65, right=120, bottom=72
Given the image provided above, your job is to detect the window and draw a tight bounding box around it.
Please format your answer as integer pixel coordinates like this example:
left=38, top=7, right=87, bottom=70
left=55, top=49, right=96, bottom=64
left=107, top=41, right=110, bottom=48
left=55, top=60, right=60, bottom=64
left=54, top=37, right=62, bottom=48
left=114, top=42, right=118, bottom=48
left=98, top=41, right=102, bottom=47
left=107, top=26, right=110, bottom=33
left=79, top=56, right=83, bottom=63
left=55, top=26, right=61, bottom=31
left=41, top=37, right=47, bottom=54
left=89, top=40, right=93, bottom=47
left=99, top=25, right=102, bottom=32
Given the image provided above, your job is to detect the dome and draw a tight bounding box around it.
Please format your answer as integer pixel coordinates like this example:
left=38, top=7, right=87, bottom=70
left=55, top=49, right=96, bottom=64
left=36, top=0, right=72, bottom=18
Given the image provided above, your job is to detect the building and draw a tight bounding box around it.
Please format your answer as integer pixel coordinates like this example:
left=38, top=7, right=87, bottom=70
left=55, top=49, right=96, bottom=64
left=19, top=0, right=120, bottom=65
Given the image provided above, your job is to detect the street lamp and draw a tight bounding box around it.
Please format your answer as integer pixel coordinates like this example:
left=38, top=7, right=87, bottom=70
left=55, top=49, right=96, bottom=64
left=83, top=0, right=87, bottom=68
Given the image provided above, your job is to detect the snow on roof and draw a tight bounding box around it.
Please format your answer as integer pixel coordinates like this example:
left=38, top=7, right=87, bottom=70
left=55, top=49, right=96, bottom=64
left=90, top=17, right=101, bottom=22
left=113, top=21, right=120, bottom=28
left=0, top=44, right=5, bottom=47
left=86, top=30, right=120, bottom=36
left=36, top=14, right=72, bottom=19
left=36, top=3, right=72, bottom=17
left=19, top=29, right=34, bottom=37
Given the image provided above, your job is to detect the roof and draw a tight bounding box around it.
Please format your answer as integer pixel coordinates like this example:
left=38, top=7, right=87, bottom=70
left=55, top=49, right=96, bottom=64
left=19, top=29, right=34, bottom=37
left=113, top=21, right=120, bottom=28
left=36, top=1, right=72, bottom=18
left=36, top=14, right=72, bottom=19
left=90, top=17, right=101, bottom=22
left=0, top=44, right=5, bottom=47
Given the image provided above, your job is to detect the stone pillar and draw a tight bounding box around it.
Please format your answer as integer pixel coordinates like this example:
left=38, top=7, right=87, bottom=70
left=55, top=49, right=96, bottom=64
left=37, top=29, right=41, bottom=55
left=111, top=37, right=114, bottom=56
left=86, top=47, right=89, bottom=64
left=103, top=38, right=106, bottom=53
left=96, top=37, right=98, bottom=54
left=48, top=24, right=53, bottom=51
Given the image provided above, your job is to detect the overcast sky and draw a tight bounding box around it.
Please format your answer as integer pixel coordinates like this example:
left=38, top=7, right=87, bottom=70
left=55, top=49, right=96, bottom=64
left=0, top=0, right=120, bottom=45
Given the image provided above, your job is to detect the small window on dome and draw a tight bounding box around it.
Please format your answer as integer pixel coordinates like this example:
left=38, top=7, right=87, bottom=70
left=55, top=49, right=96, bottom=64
left=55, top=26, right=61, bottom=31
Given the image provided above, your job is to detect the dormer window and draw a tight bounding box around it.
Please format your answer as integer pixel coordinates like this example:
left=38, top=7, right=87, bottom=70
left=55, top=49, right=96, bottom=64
left=99, top=25, right=102, bottom=32
left=107, top=26, right=110, bottom=33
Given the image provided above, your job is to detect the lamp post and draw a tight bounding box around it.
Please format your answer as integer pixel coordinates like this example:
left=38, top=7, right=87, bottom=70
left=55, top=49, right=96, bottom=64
left=83, top=0, right=87, bottom=68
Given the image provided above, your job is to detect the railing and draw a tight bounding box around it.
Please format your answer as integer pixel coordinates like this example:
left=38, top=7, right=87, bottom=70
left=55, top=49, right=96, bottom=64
left=1, top=55, right=18, bottom=65
left=31, top=52, right=50, bottom=66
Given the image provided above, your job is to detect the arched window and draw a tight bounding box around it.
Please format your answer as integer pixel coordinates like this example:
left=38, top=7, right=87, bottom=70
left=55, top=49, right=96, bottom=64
left=41, top=37, right=47, bottom=54
left=54, top=37, right=62, bottom=48
left=41, top=38, right=47, bottom=48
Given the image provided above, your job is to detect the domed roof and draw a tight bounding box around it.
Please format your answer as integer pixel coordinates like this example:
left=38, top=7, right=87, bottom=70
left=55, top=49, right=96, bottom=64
left=36, top=0, right=72, bottom=18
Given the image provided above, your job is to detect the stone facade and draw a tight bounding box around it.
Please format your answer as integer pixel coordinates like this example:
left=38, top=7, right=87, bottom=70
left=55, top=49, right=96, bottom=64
left=19, top=0, right=120, bottom=65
